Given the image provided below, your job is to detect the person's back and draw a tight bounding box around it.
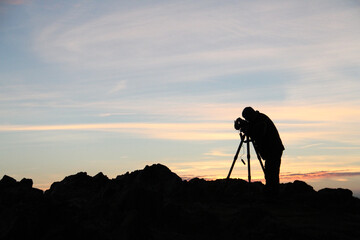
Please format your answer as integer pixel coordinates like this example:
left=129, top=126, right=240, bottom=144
left=249, top=111, right=284, bottom=159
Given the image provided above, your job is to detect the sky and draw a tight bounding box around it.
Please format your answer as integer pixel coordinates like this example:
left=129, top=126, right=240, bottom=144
left=1, top=0, right=360, bottom=196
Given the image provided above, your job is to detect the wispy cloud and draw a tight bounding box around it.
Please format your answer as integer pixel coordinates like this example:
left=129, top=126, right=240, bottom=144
left=98, top=112, right=134, bottom=117
left=108, top=80, right=127, bottom=94
left=33, top=1, right=360, bottom=87
left=0, top=122, right=233, bottom=141
left=299, top=143, right=324, bottom=149
left=1, top=100, right=360, bottom=144
left=204, top=150, right=233, bottom=157
left=280, top=170, right=360, bottom=182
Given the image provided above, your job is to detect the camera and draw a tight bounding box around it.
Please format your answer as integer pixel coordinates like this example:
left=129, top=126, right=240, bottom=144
left=234, top=117, right=249, bottom=133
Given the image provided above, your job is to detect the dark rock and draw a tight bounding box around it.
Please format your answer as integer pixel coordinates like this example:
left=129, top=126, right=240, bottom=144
left=281, top=180, right=316, bottom=197
left=1, top=164, right=360, bottom=240
left=318, top=187, right=353, bottom=199
left=0, top=175, right=17, bottom=186
left=93, top=172, right=108, bottom=183
left=0, top=176, right=44, bottom=240
left=44, top=171, right=109, bottom=204
left=132, top=163, right=182, bottom=197
left=318, top=187, right=354, bottom=207
left=20, top=178, right=33, bottom=188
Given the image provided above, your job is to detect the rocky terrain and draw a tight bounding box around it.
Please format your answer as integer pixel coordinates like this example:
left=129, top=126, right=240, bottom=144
left=1, top=163, right=360, bottom=240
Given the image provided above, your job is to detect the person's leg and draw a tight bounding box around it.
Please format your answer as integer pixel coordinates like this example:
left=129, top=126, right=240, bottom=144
left=264, top=152, right=282, bottom=195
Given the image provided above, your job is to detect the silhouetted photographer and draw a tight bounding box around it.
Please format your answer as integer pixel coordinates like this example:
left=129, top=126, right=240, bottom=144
left=235, top=107, right=284, bottom=196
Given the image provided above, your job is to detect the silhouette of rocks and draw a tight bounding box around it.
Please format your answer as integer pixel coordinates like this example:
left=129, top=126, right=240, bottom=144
left=1, top=164, right=360, bottom=240
left=0, top=175, right=43, bottom=240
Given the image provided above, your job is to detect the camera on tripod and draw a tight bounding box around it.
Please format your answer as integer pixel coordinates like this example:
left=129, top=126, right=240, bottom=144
left=234, top=117, right=249, bottom=134
left=228, top=117, right=265, bottom=181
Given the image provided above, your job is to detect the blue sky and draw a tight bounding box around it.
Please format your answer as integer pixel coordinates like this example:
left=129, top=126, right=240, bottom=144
left=1, top=0, right=360, bottom=195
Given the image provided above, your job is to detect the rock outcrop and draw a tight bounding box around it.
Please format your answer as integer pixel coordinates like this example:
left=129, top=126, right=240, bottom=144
left=1, top=164, right=360, bottom=240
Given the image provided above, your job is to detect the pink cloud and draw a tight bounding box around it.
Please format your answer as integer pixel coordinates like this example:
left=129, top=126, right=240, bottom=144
left=280, top=170, right=360, bottom=181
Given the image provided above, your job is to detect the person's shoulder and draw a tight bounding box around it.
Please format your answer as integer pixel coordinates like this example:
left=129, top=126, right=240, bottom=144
left=257, top=111, right=268, bottom=120
left=257, top=112, right=274, bottom=123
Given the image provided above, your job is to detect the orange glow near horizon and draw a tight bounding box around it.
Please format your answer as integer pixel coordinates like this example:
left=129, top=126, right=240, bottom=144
left=31, top=167, right=360, bottom=192
left=2, top=105, right=360, bottom=193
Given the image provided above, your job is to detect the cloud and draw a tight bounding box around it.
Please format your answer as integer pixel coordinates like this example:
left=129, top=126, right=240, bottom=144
left=171, top=159, right=360, bottom=183
left=98, top=112, right=134, bottom=117
left=0, top=122, right=233, bottom=141
left=319, top=147, right=360, bottom=150
left=108, top=80, right=127, bottom=94
left=33, top=1, right=360, bottom=85
left=204, top=150, right=233, bottom=157
left=1, top=101, right=360, bottom=144
left=25, top=0, right=360, bottom=124
left=280, top=170, right=360, bottom=182
left=299, top=143, right=324, bottom=149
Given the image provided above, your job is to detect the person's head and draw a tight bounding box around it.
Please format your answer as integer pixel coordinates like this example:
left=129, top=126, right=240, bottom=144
left=242, top=106, right=257, bottom=122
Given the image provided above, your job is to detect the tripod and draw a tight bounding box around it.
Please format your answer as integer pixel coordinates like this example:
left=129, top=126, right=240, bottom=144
left=227, top=132, right=265, bottom=182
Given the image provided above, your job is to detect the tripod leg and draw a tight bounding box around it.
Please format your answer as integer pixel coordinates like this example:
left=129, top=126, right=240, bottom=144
left=252, top=142, right=265, bottom=174
left=227, top=133, right=245, bottom=179
left=246, top=135, right=251, bottom=183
